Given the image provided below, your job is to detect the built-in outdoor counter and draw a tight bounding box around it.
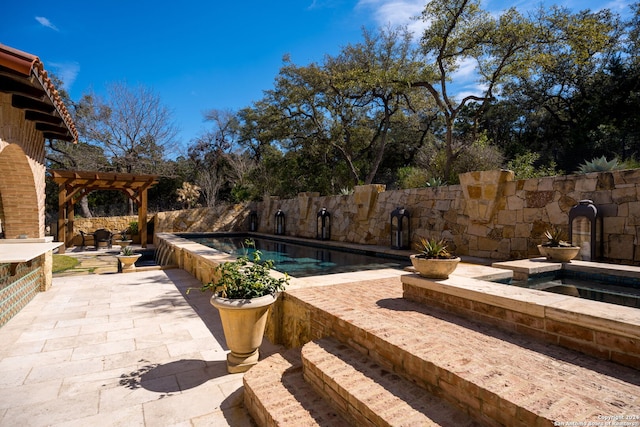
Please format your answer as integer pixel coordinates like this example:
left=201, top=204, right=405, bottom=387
left=0, top=237, right=62, bottom=275
left=0, top=237, right=62, bottom=327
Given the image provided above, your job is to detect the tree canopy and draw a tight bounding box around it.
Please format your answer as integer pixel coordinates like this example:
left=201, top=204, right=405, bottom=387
left=46, top=0, right=640, bottom=214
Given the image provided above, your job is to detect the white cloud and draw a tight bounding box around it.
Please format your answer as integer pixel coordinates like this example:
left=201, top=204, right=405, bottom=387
left=451, top=57, right=478, bottom=81
left=49, top=61, right=80, bottom=91
left=356, top=0, right=427, bottom=37
left=35, top=16, right=58, bottom=31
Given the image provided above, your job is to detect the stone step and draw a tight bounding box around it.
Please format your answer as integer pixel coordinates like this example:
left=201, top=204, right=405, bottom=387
left=301, top=337, right=480, bottom=426
left=282, top=278, right=640, bottom=426
left=243, top=348, right=351, bottom=427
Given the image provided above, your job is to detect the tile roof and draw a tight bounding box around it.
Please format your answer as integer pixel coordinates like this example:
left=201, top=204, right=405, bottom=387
left=0, top=43, right=78, bottom=143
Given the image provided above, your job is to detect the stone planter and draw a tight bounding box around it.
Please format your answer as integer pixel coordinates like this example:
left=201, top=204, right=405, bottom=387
left=116, top=254, right=141, bottom=272
left=537, top=245, right=580, bottom=262
left=210, top=293, right=279, bottom=373
left=115, top=239, right=132, bottom=248
left=410, top=255, right=461, bottom=279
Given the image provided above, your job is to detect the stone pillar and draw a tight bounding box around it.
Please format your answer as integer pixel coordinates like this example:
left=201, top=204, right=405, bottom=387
left=297, top=192, right=319, bottom=220
left=354, top=184, right=385, bottom=221
left=460, top=170, right=514, bottom=224
left=40, top=251, right=53, bottom=291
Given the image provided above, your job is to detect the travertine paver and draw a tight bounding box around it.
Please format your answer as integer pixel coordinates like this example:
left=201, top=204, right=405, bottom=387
left=0, top=267, right=280, bottom=427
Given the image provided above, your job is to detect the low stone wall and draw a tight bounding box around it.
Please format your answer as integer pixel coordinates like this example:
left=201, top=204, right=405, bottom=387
left=70, top=215, right=141, bottom=245
left=82, top=169, right=640, bottom=264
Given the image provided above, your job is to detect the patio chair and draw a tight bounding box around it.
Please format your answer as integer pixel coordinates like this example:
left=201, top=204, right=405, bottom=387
left=92, top=229, right=113, bottom=250
left=79, top=230, right=92, bottom=249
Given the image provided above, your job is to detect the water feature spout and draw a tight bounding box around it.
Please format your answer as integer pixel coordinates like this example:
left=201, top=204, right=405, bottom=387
left=154, top=240, right=175, bottom=266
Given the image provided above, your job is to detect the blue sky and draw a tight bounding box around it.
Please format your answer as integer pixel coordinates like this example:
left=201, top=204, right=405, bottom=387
left=1, top=0, right=633, bottom=153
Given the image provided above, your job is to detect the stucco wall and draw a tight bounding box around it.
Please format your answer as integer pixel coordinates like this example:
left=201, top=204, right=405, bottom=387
left=148, top=169, right=640, bottom=265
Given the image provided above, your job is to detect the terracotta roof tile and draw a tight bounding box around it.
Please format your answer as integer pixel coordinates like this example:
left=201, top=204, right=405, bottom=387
left=0, top=43, right=78, bottom=143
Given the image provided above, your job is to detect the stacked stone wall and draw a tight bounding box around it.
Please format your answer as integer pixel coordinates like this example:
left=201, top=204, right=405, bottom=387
left=71, top=215, right=141, bottom=245
left=81, top=169, right=640, bottom=264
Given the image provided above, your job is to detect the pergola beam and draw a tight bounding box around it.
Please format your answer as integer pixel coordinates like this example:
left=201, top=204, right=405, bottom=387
left=49, top=169, right=158, bottom=253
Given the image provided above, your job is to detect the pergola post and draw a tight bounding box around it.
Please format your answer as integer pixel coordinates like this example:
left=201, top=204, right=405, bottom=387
left=138, top=188, right=148, bottom=247
left=66, top=201, right=74, bottom=249
left=57, top=185, right=67, bottom=254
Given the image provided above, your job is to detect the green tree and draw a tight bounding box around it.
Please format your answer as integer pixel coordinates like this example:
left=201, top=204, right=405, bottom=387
left=498, top=6, right=624, bottom=170
left=240, top=26, right=426, bottom=193
left=411, top=0, right=536, bottom=182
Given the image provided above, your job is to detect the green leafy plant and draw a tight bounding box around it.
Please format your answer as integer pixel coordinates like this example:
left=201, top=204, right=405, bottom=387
left=120, top=246, right=136, bottom=256
left=192, top=240, right=289, bottom=299
left=414, top=237, right=453, bottom=259
left=128, top=221, right=139, bottom=235
left=120, top=229, right=129, bottom=240
left=397, top=166, right=428, bottom=189
left=576, top=156, right=625, bottom=174
left=542, top=227, right=572, bottom=247
left=505, top=151, right=562, bottom=179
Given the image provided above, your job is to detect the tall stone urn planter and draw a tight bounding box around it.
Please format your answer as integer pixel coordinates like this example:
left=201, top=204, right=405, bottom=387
left=188, top=239, right=289, bottom=374
left=210, top=293, right=279, bottom=373
left=116, top=247, right=141, bottom=272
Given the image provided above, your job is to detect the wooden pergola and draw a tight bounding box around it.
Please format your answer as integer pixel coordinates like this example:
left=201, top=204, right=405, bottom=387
left=49, top=170, right=158, bottom=253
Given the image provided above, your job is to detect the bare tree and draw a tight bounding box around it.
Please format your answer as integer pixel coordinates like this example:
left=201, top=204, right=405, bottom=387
left=75, top=82, right=179, bottom=175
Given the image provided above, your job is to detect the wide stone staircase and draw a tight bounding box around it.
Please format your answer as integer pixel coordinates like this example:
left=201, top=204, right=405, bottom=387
left=243, top=277, right=640, bottom=426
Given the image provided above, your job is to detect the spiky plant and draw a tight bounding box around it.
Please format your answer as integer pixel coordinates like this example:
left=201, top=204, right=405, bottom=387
left=543, top=227, right=572, bottom=247
left=120, top=246, right=136, bottom=256
left=426, top=177, right=447, bottom=187
left=339, top=187, right=354, bottom=196
left=576, top=156, right=624, bottom=174
left=415, top=237, right=453, bottom=259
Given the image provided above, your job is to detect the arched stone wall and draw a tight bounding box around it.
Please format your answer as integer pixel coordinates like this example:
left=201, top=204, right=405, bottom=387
left=0, top=144, right=40, bottom=238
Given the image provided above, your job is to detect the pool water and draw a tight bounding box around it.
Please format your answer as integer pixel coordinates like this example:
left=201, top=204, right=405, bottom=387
left=183, top=234, right=410, bottom=278
left=511, top=270, right=640, bottom=309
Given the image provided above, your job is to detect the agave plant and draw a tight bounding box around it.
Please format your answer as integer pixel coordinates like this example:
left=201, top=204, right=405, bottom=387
left=543, top=227, right=572, bottom=247
left=576, top=156, right=624, bottom=174
left=426, top=177, right=447, bottom=187
left=120, top=246, right=136, bottom=256
left=415, top=237, right=453, bottom=259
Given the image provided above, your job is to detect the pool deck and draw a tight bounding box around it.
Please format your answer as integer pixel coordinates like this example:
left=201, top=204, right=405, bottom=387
left=8, top=244, right=637, bottom=426
left=0, top=245, right=512, bottom=426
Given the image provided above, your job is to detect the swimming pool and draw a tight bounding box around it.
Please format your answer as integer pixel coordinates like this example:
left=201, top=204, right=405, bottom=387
left=179, top=233, right=410, bottom=278
left=510, top=269, right=640, bottom=309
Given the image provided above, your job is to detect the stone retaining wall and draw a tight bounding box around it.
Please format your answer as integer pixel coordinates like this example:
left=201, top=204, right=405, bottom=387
left=79, top=169, right=640, bottom=264
left=74, top=169, right=640, bottom=264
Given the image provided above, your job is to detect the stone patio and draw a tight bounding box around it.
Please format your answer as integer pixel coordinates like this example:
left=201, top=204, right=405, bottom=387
left=0, top=254, right=282, bottom=426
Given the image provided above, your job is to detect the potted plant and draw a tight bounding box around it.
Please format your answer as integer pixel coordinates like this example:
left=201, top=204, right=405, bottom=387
left=114, top=229, right=132, bottom=248
left=128, top=221, right=140, bottom=243
left=116, top=245, right=141, bottom=272
left=190, top=240, right=289, bottom=373
left=537, top=227, right=580, bottom=262
left=410, top=237, right=461, bottom=279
